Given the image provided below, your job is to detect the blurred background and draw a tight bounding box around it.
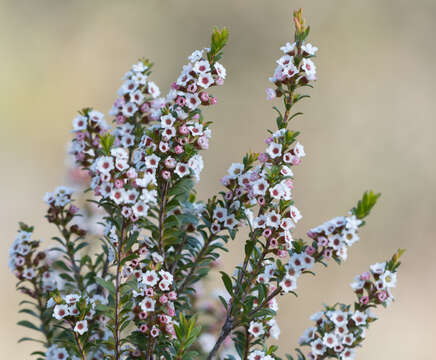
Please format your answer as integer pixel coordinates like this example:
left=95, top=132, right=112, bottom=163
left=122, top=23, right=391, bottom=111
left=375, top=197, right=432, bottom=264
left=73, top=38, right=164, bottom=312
left=1, top=0, right=435, bottom=358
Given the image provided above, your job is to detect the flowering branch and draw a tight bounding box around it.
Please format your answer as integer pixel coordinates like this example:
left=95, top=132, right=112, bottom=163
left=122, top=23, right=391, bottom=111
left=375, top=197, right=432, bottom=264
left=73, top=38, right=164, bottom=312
left=8, top=8, right=403, bottom=360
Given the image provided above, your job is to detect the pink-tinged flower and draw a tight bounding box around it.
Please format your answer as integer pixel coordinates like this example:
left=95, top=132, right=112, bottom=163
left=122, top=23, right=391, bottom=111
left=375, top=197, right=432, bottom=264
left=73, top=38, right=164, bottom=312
left=199, top=92, right=209, bottom=102
left=161, top=170, right=171, bottom=180
left=209, top=96, right=217, bottom=105
left=139, top=311, right=148, bottom=320
left=258, top=152, right=269, bottom=163
left=176, top=96, right=186, bottom=107
left=139, top=324, right=148, bottom=333
left=306, top=246, right=316, bottom=256
left=150, top=326, right=160, bottom=338
left=159, top=295, right=168, bottom=304
left=360, top=296, right=369, bottom=305
left=266, top=88, right=276, bottom=100
left=377, top=291, right=388, bottom=302
left=174, top=145, right=184, bottom=155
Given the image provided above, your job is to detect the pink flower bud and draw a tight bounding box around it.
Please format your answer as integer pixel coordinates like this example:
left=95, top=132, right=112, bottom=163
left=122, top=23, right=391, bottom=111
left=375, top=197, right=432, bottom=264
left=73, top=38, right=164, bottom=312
left=174, top=145, right=184, bottom=154
left=179, top=124, right=189, bottom=135
left=170, top=82, right=179, bottom=90
left=159, top=295, right=168, bottom=304
left=258, top=152, right=269, bottom=163
left=215, top=77, right=224, bottom=86
left=266, top=88, right=276, bottom=100
left=209, top=97, right=217, bottom=105
left=69, top=205, right=79, bottom=215
left=140, top=103, right=151, bottom=113
left=265, top=137, right=274, bottom=145
left=199, top=92, right=209, bottom=102
left=139, top=311, right=148, bottom=320
left=161, top=170, right=171, bottom=180
left=168, top=291, right=177, bottom=300
left=176, top=96, right=186, bottom=107
left=114, top=179, right=124, bottom=189
left=187, top=83, right=197, bottom=93
left=360, top=296, right=369, bottom=305
left=116, top=115, right=126, bottom=124
left=377, top=291, right=388, bottom=302
left=360, top=271, right=371, bottom=281
left=306, top=246, right=316, bottom=255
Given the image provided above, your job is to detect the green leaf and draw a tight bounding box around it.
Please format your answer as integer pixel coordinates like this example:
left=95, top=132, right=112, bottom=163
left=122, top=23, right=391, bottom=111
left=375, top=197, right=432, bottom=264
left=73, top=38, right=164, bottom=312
left=96, top=278, right=116, bottom=296
left=220, top=271, right=233, bottom=295
left=17, top=320, right=40, bottom=332
left=353, top=190, right=381, bottom=219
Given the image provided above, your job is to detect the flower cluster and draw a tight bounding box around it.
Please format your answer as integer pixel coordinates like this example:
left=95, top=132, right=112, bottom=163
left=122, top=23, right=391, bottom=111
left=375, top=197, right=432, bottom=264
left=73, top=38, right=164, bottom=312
left=8, top=224, right=62, bottom=293
left=50, top=292, right=111, bottom=359
left=297, top=250, right=403, bottom=360
left=10, top=10, right=402, bottom=360
left=128, top=248, right=178, bottom=343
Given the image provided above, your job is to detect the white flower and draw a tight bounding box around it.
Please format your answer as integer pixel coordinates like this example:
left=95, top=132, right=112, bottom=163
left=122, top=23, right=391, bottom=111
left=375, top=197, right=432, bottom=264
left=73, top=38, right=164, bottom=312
left=280, top=42, right=296, bottom=53
left=214, top=62, right=227, bottom=79
left=311, top=338, right=326, bottom=356
left=302, top=43, right=318, bottom=55
left=193, top=60, right=210, bottom=74
left=197, top=73, right=214, bottom=89
left=161, top=114, right=176, bottom=128
left=289, top=205, right=302, bottom=223
left=132, top=201, right=149, bottom=217
left=370, top=262, right=386, bottom=275
left=380, top=270, right=397, bottom=288
left=301, top=58, right=316, bottom=80
left=122, top=102, right=138, bottom=117
left=132, top=61, right=147, bottom=72
left=248, top=321, right=264, bottom=337
left=266, top=211, right=281, bottom=228
left=267, top=318, right=280, bottom=339
left=72, top=115, right=87, bottom=132
left=252, top=178, right=269, bottom=196
left=299, top=326, right=316, bottom=345
left=342, top=229, right=359, bottom=246
left=96, top=156, right=114, bottom=174
left=140, top=297, right=156, bottom=312
left=351, top=310, right=367, bottom=326
left=142, top=270, right=159, bottom=286
left=175, top=163, right=190, bottom=178
left=341, top=348, right=356, bottom=360
left=147, top=81, right=160, bottom=98
left=53, top=304, right=69, bottom=320
left=130, top=90, right=145, bottom=105
left=189, top=50, right=203, bottom=63
left=294, top=142, right=306, bottom=157
left=331, top=310, right=348, bottom=327
left=266, top=142, right=283, bottom=158
left=345, top=215, right=362, bottom=231
left=248, top=350, right=265, bottom=360
left=74, top=320, right=88, bottom=335
left=227, top=163, right=244, bottom=179
left=323, top=332, right=339, bottom=348
left=145, top=154, right=160, bottom=169
left=213, top=207, right=227, bottom=222
left=64, top=294, right=80, bottom=305
left=158, top=279, right=172, bottom=291
left=280, top=275, right=297, bottom=292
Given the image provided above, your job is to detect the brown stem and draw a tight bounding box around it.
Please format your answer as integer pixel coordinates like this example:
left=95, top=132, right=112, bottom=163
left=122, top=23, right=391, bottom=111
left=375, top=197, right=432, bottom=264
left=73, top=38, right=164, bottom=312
left=243, top=325, right=251, bottom=360
left=114, top=224, right=127, bottom=360
left=158, top=181, right=169, bottom=268
left=177, top=233, right=215, bottom=294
